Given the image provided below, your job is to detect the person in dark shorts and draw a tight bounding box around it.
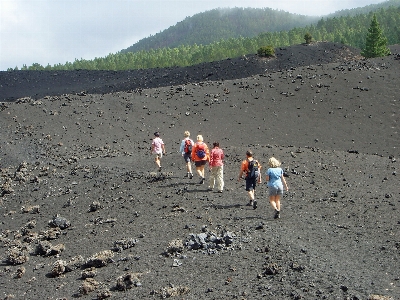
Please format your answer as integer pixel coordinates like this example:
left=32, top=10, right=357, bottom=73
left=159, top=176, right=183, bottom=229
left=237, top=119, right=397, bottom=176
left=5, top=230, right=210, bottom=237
left=179, top=131, right=194, bottom=178
left=191, top=135, right=210, bottom=184
left=238, top=150, right=262, bottom=209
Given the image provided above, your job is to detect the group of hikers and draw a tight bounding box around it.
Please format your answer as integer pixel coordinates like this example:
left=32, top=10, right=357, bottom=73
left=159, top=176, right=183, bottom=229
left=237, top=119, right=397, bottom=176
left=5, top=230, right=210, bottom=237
left=151, top=131, right=288, bottom=219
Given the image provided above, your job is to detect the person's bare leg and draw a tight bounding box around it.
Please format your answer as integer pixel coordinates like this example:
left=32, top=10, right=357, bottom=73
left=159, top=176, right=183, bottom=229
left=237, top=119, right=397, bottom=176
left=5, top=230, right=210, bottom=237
left=248, top=190, right=255, bottom=200
left=155, top=156, right=161, bottom=168
left=270, top=195, right=280, bottom=218
left=196, top=166, right=205, bottom=183
left=275, top=196, right=281, bottom=211
left=196, top=166, right=202, bottom=177
left=269, top=196, right=278, bottom=210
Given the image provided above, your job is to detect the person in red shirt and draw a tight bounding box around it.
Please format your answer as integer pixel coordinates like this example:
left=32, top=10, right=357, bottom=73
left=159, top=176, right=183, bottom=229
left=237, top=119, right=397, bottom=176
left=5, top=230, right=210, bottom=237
left=238, top=150, right=262, bottom=209
left=208, top=142, right=224, bottom=193
left=191, top=135, right=210, bottom=184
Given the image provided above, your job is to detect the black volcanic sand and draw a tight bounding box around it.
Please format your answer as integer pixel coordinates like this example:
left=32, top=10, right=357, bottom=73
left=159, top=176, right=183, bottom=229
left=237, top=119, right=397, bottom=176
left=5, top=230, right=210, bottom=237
left=0, top=42, right=399, bottom=299
left=0, top=42, right=371, bottom=102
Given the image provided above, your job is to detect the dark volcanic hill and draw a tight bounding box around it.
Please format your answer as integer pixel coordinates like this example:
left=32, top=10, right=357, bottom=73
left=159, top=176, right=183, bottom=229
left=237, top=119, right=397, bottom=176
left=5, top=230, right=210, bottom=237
left=0, top=42, right=399, bottom=300
left=1, top=42, right=360, bottom=102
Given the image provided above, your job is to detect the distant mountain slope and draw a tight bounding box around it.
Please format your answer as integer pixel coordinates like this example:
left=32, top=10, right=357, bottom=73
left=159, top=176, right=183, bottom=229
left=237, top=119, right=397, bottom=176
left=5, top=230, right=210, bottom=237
left=121, top=7, right=319, bottom=53
left=122, top=1, right=400, bottom=54
left=326, top=0, right=400, bottom=17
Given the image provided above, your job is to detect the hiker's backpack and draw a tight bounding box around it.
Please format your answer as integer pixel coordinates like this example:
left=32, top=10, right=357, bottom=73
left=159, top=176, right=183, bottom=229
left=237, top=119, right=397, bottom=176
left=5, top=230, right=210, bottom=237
left=184, top=139, right=192, bottom=154
left=196, top=143, right=206, bottom=159
left=247, top=159, right=260, bottom=179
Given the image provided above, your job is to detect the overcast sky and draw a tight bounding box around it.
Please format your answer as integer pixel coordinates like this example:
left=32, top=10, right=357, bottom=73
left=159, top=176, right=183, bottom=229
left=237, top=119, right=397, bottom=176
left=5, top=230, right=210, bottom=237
left=0, top=0, right=385, bottom=71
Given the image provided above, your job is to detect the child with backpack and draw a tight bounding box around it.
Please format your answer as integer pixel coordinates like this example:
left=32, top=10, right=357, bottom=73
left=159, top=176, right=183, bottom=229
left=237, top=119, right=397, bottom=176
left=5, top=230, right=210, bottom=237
left=265, top=157, right=288, bottom=219
left=179, top=131, right=194, bottom=178
left=238, top=150, right=262, bottom=209
left=191, top=135, right=210, bottom=184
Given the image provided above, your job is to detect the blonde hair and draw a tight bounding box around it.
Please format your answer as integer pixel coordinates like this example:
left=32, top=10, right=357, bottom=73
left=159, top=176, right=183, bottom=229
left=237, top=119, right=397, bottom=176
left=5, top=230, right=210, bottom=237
left=268, top=157, right=281, bottom=168
left=197, top=135, right=203, bottom=142
left=184, top=131, right=190, bottom=137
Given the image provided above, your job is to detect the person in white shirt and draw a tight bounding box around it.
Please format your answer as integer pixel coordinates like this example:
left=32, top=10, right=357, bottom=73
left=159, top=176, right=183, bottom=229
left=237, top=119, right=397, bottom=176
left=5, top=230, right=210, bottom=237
left=151, top=131, right=165, bottom=171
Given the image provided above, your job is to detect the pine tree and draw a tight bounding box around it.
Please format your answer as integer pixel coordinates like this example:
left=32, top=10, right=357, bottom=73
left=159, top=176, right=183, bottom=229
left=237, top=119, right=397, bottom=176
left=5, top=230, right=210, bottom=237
left=304, top=33, right=312, bottom=44
left=361, top=14, right=391, bottom=58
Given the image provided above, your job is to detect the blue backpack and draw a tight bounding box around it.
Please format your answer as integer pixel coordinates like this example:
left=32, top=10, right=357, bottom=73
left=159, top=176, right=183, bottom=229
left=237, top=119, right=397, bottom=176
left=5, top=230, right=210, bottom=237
left=196, top=143, right=206, bottom=159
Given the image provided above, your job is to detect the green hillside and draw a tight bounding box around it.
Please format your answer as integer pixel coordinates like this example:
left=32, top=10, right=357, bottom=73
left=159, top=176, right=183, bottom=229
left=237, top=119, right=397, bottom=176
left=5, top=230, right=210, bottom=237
left=121, top=7, right=319, bottom=53
left=122, top=0, right=400, bottom=54
left=326, top=0, right=400, bottom=17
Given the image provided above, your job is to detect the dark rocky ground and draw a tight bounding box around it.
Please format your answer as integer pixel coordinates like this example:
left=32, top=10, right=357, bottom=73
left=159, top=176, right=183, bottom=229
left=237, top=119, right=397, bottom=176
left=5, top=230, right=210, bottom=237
left=0, top=42, right=399, bottom=299
left=0, top=42, right=366, bottom=102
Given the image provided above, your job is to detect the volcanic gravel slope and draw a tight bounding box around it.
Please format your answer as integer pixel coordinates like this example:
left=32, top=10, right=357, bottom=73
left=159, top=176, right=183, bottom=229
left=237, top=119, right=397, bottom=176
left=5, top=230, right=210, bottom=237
left=0, top=42, right=363, bottom=102
left=0, top=42, right=399, bottom=300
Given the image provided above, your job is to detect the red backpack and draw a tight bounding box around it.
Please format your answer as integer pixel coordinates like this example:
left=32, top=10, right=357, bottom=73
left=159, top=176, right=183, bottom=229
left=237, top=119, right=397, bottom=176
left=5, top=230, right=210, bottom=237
left=184, top=139, right=192, bottom=153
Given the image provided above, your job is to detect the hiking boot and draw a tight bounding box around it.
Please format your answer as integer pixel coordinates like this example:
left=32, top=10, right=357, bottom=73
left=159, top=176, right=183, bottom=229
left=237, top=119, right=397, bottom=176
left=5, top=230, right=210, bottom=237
left=253, top=200, right=257, bottom=209
left=274, top=210, right=280, bottom=219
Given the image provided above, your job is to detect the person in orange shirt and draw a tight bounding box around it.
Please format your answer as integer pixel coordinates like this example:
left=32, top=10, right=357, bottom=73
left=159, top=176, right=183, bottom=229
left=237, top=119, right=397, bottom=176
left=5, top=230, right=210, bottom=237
left=238, top=150, right=262, bottom=209
left=191, top=135, right=210, bottom=184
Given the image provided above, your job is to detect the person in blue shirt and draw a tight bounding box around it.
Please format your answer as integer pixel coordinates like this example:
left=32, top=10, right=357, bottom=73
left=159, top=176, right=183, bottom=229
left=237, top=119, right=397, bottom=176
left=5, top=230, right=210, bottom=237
left=265, top=157, right=288, bottom=219
left=179, top=131, right=194, bottom=178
